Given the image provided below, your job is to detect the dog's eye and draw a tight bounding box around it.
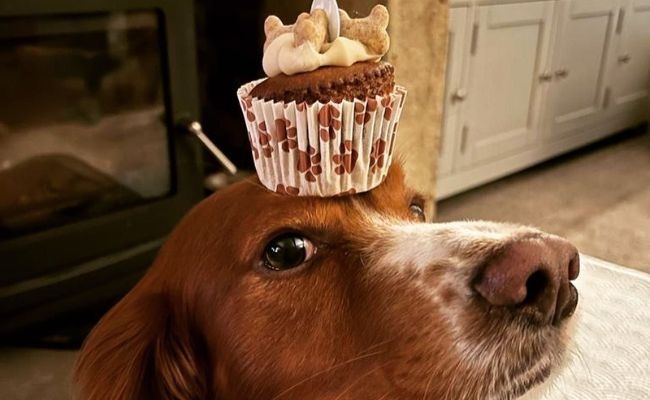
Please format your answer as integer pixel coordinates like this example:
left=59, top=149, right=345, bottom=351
left=409, top=203, right=426, bottom=222
left=263, top=234, right=316, bottom=271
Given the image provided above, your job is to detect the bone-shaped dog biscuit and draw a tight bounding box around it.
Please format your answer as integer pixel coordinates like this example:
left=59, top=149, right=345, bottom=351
left=263, top=15, right=292, bottom=51
left=264, top=9, right=329, bottom=52
left=264, top=5, right=389, bottom=56
left=295, top=9, right=329, bottom=50
left=340, top=5, right=390, bottom=55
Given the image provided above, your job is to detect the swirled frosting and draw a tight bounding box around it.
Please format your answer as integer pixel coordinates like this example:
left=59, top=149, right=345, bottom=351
left=263, top=33, right=381, bottom=77
left=261, top=4, right=390, bottom=77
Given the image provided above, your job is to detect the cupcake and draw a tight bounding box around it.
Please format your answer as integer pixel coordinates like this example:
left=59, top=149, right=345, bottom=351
left=237, top=3, right=407, bottom=196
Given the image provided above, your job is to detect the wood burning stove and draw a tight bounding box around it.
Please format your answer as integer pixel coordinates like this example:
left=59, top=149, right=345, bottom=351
left=0, top=0, right=204, bottom=336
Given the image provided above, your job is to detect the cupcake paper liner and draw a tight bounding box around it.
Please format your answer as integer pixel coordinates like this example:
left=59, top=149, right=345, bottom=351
left=237, top=78, right=407, bottom=196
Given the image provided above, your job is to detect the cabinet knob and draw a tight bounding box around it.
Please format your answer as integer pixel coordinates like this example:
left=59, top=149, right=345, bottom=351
left=452, top=88, right=468, bottom=101
left=618, top=54, right=631, bottom=64
left=555, top=69, right=569, bottom=79
left=539, top=71, right=553, bottom=82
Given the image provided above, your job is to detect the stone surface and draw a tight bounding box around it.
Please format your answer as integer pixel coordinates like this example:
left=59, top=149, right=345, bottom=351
left=388, top=0, right=448, bottom=216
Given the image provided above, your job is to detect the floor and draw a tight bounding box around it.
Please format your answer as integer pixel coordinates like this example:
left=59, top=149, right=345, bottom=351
left=1, top=127, right=648, bottom=399
left=0, top=348, right=78, bottom=400
left=437, top=126, right=650, bottom=274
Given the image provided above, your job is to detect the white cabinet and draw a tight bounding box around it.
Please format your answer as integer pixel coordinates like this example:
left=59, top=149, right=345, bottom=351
left=461, top=1, right=554, bottom=167
left=544, top=0, right=619, bottom=140
left=438, top=7, right=472, bottom=177
left=608, top=0, right=650, bottom=123
left=437, top=0, right=650, bottom=200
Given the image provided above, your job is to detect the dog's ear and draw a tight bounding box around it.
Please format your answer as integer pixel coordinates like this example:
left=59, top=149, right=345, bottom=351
left=73, top=291, right=208, bottom=400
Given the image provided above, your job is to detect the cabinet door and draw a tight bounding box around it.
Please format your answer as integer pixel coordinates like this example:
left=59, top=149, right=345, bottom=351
left=459, top=1, right=555, bottom=168
left=609, top=0, right=650, bottom=120
left=545, top=0, right=619, bottom=139
left=438, top=7, right=471, bottom=177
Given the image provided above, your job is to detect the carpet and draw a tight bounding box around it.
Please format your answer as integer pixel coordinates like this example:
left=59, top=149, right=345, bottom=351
left=522, top=255, right=650, bottom=399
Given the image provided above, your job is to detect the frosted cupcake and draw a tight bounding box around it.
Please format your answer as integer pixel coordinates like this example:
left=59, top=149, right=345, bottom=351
left=237, top=3, right=407, bottom=196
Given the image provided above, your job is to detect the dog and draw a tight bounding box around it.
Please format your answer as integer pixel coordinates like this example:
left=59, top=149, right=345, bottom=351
left=73, top=162, right=580, bottom=400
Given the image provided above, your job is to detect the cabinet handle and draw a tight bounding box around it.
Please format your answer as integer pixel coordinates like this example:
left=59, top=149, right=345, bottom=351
left=470, top=23, right=479, bottom=55
left=555, top=69, right=569, bottom=79
left=539, top=71, right=553, bottom=82
left=452, top=88, right=468, bottom=101
left=460, top=125, right=469, bottom=154
left=618, top=54, right=631, bottom=64
left=616, top=9, right=626, bottom=34
left=603, top=87, right=612, bottom=109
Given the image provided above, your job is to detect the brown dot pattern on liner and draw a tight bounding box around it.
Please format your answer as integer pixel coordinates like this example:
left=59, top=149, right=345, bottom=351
left=370, top=138, right=388, bottom=173
left=297, top=146, right=322, bottom=183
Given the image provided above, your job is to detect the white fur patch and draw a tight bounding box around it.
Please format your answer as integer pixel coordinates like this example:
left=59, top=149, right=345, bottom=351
left=363, top=215, right=524, bottom=275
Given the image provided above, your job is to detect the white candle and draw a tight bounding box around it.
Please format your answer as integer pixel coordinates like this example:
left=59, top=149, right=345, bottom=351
left=310, top=0, right=340, bottom=41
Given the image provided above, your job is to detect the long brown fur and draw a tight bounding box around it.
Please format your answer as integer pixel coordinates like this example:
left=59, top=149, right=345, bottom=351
left=74, top=163, right=578, bottom=400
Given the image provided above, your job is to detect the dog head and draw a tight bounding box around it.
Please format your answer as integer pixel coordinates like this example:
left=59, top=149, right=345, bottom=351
left=74, top=163, right=579, bottom=400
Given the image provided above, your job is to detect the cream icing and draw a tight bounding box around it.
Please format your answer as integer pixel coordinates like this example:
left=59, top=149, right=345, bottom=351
left=262, top=33, right=381, bottom=77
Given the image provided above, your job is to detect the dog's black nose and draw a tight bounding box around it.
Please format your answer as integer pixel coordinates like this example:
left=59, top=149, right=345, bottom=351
left=473, top=236, right=580, bottom=325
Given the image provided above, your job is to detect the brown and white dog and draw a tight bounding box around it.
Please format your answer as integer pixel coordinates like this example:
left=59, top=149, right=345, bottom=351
left=74, top=162, right=579, bottom=400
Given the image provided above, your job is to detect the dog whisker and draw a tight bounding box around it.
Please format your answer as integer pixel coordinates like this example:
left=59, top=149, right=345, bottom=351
left=362, top=337, right=397, bottom=353
left=271, top=349, right=388, bottom=400
left=421, top=369, right=435, bottom=400
left=567, top=346, right=591, bottom=383
left=333, top=362, right=391, bottom=400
